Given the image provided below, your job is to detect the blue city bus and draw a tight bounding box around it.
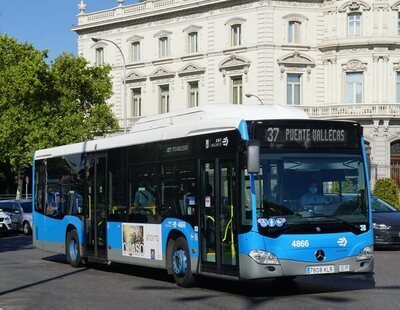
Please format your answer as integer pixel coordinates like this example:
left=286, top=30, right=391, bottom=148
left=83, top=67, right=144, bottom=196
left=32, top=104, right=373, bottom=287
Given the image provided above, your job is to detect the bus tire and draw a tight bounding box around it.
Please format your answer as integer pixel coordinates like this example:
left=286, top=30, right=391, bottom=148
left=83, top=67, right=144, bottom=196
left=171, top=237, right=195, bottom=287
left=66, top=229, right=84, bottom=268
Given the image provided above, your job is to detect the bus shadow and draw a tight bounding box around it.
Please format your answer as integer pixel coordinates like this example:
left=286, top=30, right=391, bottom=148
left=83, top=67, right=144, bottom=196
left=42, top=254, right=70, bottom=264
left=193, top=273, right=376, bottom=298
left=41, top=255, right=377, bottom=299
left=41, top=254, right=176, bottom=284
left=101, top=262, right=176, bottom=284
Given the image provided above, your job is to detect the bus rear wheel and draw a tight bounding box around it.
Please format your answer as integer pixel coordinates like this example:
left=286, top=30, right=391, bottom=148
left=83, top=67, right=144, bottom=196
left=171, top=237, right=195, bottom=287
left=66, top=229, right=84, bottom=268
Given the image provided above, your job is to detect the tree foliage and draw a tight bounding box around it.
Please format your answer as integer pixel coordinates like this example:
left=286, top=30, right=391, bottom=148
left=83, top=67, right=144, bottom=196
left=373, top=178, right=400, bottom=209
left=0, top=35, right=119, bottom=176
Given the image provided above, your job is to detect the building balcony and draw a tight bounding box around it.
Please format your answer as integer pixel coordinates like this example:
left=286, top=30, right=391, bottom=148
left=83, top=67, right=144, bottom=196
left=299, top=103, right=400, bottom=120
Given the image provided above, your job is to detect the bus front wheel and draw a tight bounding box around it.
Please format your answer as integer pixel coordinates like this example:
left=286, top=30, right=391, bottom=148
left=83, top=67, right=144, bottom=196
left=66, top=229, right=84, bottom=268
left=171, top=237, right=195, bottom=287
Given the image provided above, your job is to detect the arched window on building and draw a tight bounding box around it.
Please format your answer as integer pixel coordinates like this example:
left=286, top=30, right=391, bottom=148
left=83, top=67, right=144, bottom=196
left=338, top=0, right=371, bottom=37
left=154, top=30, right=172, bottom=59
left=225, top=17, right=246, bottom=48
left=183, top=25, right=202, bottom=55
left=282, top=13, right=308, bottom=45
left=390, top=140, right=400, bottom=187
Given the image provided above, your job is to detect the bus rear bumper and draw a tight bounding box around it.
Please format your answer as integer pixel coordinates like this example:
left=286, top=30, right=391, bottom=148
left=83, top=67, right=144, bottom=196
left=239, top=254, right=374, bottom=280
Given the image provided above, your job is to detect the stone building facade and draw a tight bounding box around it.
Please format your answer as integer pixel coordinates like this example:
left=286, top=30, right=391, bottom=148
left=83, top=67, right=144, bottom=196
left=73, top=0, right=400, bottom=185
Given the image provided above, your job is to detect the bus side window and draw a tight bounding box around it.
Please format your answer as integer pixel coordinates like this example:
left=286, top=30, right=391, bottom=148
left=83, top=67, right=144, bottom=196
left=128, top=165, right=159, bottom=224
left=161, top=161, right=197, bottom=225
left=35, top=161, right=46, bottom=214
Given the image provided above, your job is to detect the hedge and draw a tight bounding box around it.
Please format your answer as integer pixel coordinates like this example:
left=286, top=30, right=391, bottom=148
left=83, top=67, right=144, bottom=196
left=373, top=178, right=400, bottom=209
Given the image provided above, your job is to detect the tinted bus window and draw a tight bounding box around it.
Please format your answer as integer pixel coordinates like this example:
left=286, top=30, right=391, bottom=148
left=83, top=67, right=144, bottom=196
left=161, top=161, right=197, bottom=225
left=108, top=149, right=128, bottom=221
left=128, top=165, right=159, bottom=223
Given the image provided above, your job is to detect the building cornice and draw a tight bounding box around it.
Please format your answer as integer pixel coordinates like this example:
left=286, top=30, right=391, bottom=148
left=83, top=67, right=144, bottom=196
left=73, top=0, right=234, bottom=33
left=73, top=0, right=325, bottom=33
left=318, top=36, right=400, bottom=52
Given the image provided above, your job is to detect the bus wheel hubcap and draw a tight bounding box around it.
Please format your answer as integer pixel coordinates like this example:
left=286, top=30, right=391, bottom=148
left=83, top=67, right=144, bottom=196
left=69, top=239, right=78, bottom=261
left=173, top=249, right=187, bottom=276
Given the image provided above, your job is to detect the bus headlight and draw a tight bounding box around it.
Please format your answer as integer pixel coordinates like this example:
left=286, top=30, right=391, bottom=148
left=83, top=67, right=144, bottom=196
left=249, top=250, right=280, bottom=265
left=356, top=246, right=373, bottom=261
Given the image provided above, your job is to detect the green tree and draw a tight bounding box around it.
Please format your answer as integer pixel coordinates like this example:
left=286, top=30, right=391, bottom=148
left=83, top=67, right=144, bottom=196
left=373, top=178, right=400, bottom=209
left=0, top=35, right=119, bottom=197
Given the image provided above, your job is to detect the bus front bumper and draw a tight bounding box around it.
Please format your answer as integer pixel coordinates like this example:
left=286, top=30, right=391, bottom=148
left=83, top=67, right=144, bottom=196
left=238, top=253, right=374, bottom=280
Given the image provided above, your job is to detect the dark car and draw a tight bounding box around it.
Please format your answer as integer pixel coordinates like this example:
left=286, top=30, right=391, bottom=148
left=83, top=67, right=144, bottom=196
left=372, top=196, right=400, bottom=248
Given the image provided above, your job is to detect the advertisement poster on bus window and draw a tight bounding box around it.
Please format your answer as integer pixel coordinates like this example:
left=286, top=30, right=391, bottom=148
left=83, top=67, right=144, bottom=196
left=122, top=223, right=162, bottom=260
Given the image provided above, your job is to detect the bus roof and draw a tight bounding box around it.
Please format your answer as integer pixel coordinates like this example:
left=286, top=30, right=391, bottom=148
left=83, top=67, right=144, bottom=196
left=34, top=103, right=308, bottom=160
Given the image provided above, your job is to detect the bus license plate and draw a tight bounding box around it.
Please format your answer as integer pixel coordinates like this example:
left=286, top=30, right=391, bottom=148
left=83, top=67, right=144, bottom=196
left=306, top=265, right=335, bottom=274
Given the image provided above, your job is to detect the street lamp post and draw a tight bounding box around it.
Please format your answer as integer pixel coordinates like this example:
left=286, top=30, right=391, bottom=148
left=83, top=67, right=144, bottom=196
left=245, top=93, right=264, bottom=105
left=92, top=37, right=127, bottom=134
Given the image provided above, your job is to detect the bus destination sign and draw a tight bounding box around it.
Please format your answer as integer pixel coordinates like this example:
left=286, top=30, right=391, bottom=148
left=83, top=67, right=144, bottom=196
left=265, top=127, right=347, bottom=144
left=254, top=121, right=361, bottom=150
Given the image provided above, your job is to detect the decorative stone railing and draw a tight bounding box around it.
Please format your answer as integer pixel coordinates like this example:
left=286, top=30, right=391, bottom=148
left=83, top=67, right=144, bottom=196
left=299, top=104, right=400, bottom=120
left=77, top=0, right=229, bottom=27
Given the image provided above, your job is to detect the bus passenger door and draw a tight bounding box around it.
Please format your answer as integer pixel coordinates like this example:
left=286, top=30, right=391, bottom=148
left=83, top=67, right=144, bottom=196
left=86, top=155, right=107, bottom=260
left=200, top=159, right=238, bottom=276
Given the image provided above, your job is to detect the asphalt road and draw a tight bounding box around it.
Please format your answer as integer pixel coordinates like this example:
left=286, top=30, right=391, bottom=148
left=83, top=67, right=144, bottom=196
left=1, top=234, right=399, bottom=310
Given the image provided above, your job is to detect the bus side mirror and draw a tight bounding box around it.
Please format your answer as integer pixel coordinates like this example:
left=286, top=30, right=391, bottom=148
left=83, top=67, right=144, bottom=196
left=247, top=139, right=260, bottom=174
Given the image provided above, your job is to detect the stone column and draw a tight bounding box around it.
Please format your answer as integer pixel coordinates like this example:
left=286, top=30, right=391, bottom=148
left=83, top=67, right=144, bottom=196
left=332, top=59, right=338, bottom=104
left=383, top=57, right=388, bottom=103
left=324, top=60, right=329, bottom=103
left=373, top=56, right=378, bottom=103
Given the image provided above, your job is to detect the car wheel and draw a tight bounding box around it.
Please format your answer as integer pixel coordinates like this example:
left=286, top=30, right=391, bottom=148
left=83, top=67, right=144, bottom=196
left=66, top=229, right=84, bottom=268
left=171, top=237, right=196, bottom=287
left=23, top=221, right=32, bottom=235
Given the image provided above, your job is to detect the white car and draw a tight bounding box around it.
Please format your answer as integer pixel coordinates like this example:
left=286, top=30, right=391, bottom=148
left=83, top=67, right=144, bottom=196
left=0, top=200, right=33, bottom=234
left=0, top=210, right=12, bottom=234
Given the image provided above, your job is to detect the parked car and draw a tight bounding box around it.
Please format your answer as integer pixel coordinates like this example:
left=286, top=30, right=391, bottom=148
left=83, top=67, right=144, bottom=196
left=0, top=200, right=33, bottom=234
left=372, top=196, right=400, bottom=248
left=0, top=210, right=12, bottom=235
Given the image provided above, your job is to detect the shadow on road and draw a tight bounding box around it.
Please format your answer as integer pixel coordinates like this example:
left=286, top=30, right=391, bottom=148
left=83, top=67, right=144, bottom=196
left=83, top=260, right=376, bottom=299
left=0, top=268, right=87, bottom=297
left=2, top=235, right=378, bottom=302
left=0, top=233, right=34, bottom=253
left=196, top=273, right=375, bottom=297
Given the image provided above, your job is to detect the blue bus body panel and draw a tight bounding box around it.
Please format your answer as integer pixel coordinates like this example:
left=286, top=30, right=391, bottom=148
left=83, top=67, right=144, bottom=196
left=33, top=212, right=84, bottom=245
left=107, top=222, right=123, bottom=250
left=161, top=218, right=199, bottom=256
left=238, top=230, right=373, bottom=262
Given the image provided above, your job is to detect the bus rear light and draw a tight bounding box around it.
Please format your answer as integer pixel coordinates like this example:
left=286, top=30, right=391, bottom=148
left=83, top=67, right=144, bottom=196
left=249, top=250, right=280, bottom=265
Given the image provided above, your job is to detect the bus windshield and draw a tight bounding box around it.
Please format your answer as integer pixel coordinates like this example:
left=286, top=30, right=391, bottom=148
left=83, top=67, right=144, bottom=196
left=253, top=152, right=369, bottom=236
